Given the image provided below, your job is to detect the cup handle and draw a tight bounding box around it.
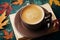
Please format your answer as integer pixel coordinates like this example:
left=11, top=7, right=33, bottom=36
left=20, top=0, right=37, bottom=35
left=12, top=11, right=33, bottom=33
left=45, top=12, right=52, bottom=28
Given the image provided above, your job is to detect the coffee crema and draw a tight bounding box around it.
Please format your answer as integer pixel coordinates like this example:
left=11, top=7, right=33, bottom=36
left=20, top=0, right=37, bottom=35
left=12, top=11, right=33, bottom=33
left=21, top=4, right=44, bottom=25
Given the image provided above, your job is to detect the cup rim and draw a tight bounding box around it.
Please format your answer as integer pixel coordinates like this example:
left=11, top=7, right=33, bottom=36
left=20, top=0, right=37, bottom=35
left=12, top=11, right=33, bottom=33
left=20, top=4, right=44, bottom=25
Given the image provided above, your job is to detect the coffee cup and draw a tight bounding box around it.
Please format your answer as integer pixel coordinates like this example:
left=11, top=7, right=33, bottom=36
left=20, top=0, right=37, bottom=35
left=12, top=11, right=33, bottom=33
left=18, top=4, right=52, bottom=31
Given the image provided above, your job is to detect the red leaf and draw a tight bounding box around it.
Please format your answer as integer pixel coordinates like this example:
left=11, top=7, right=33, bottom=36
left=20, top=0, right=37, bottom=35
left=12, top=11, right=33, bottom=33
left=0, top=2, right=12, bottom=16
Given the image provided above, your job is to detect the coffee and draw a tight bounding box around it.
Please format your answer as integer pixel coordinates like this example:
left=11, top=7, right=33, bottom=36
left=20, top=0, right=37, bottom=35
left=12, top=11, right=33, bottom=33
left=21, top=4, right=44, bottom=25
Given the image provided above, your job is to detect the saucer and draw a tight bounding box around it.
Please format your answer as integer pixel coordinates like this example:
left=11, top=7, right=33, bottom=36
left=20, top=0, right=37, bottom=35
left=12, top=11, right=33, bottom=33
left=9, top=3, right=59, bottom=40
left=14, top=8, right=59, bottom=38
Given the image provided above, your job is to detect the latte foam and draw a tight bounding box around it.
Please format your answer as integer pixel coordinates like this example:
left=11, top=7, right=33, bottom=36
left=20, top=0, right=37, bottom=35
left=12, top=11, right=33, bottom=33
left=21, top=4, right=44, bottom=25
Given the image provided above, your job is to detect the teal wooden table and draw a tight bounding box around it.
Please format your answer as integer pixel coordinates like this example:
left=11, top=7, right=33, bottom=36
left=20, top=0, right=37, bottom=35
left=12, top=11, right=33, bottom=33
left=0, top=0, right=60, bottom=40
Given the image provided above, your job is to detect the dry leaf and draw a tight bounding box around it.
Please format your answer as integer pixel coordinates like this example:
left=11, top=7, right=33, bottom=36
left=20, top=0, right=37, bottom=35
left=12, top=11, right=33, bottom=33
left=3, top=30, right=13, bottom=40
left=0, top=10, right=9, bottom=29
left=0, top=2, right=12, bottom=16
left=12, top=0, right=23, bottom=5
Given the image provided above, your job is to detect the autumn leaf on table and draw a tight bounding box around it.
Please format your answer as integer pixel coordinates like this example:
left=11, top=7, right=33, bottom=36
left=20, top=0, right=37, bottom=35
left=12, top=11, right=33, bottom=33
left=0, top=10, right=9, bottom=29
left=3, top=30, right=13, bottom=40
left=12, top=0, right=23, bottom=5
left=0, top=2, right=12, bottom=16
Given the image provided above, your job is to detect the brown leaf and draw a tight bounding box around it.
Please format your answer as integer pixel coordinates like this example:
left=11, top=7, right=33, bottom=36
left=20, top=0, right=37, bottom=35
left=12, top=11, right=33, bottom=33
left=3, top=30, right=13, bottom=40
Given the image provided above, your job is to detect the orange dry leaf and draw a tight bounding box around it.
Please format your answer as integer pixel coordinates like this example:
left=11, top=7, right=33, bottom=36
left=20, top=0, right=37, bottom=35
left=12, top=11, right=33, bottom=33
left=3, top=30, right=13, bottom=40
left=0, top=10, right=9, bottom=29
left=12, top=0, right=23, bottom=5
